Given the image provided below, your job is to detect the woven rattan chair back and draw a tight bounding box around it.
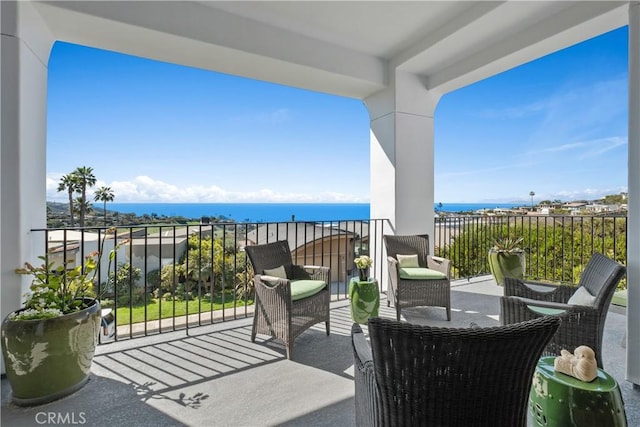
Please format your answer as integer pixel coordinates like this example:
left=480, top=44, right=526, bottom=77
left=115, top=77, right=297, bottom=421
left=383, top=234, right=429, bottom=268
left=364, top=316, right=560, bottom=426
left=245, top=240, right=294, bottom=277
left=578, top=252, right=626, bottom=308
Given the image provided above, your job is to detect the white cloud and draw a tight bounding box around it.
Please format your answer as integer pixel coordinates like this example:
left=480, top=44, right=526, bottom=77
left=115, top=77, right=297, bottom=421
left=476, top=186, right=629, bottom=204
left=261, top=108, right=291, bottom=124
left=531, top=76, right=627, bottom=143
left=437, top=162, right=536, bottom=179
left=477, top=75, right=627, bottom=141
left=536, top=136, right=627, bottom=159
left=46, top=174, right=368, bottom=203
left=551, top=186, right=628, bottom=201
left=477, top=100, right=548, bottom=119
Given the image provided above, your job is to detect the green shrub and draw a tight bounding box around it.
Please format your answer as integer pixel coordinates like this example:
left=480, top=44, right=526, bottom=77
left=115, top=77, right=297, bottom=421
left=106, top=262, right=143, bottom=305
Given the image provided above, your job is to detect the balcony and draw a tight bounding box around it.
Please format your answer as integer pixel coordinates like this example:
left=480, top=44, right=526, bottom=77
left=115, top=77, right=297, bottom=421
left=4, top=1, right=639, bottom=412
left=2, top=276, right=637, bottom=426
left=2, top=215, right=637, bottom=424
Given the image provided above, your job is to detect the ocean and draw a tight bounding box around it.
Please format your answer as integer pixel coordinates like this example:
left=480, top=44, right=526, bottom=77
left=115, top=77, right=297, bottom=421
left=107, top=202, right=523, bottom=222
left=436, top=202, right=523, bottom=213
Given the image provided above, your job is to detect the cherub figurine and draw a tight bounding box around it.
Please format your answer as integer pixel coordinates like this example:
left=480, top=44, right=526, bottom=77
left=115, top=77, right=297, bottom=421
left=554, top=346, right=598, bottom=382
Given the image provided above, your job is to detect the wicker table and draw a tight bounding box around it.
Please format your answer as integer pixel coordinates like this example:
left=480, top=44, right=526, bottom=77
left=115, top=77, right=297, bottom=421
left=529, top=356, right=627, bottom=426
left=349, top=277, right=380, bottom=324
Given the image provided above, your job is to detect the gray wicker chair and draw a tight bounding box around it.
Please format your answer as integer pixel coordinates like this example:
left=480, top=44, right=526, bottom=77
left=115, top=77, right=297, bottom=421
left=383, top=234, right=451, bottom=321
left=244, top=240, right=330, bottom=359
left=500, top=252, right=626, bottom=368
left=352, top=316, right=560, bottom=426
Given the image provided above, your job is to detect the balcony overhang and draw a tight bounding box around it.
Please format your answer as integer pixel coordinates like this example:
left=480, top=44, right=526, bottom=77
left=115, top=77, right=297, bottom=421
left=33, top=1, right=628, bottom=99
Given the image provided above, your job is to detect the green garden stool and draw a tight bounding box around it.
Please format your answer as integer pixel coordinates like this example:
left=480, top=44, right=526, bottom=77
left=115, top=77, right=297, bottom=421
left=530, top=356, right=627, bottom=427
left=349, top=277, right=380, bottom=324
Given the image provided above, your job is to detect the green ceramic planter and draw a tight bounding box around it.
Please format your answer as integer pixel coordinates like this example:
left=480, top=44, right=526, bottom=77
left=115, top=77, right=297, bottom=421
left=349, top=278, right=380, bottom=324
left=1, top=299, right=101, bottom=406
left=488, top=249, right=525, bottom=286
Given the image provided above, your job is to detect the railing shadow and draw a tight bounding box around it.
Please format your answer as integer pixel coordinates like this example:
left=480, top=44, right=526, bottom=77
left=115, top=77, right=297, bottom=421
left=92, top=321, right=285, bottom=394
left=1, top=374, right=188, bottom=427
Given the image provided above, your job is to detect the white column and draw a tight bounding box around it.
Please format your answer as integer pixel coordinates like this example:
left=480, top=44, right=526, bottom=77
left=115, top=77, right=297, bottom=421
left=365, top=71, right=441, bottom=290
left=1, top=1, right=53, bottom=373
left=366, top=71, right=441, bottom=236
left=627, top=1, right=640, bottom=387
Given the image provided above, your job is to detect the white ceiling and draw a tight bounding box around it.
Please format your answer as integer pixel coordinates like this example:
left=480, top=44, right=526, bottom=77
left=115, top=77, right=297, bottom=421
left=35, top=1, right=629, bottom=99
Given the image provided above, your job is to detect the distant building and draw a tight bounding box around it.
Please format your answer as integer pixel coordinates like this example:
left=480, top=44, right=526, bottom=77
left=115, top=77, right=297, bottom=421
left=45, top=230, right=123, bottom=284
left=129, top=226, right=213, bottom=281
left=584, top=203, right=611, bottom=214
left=538, top=207, right=551, bottom=216
left=493, top=208, right=512, bottom=215
left=245, top=222, right=365, bottom=282
left=562, top=202, right=588, bottom=215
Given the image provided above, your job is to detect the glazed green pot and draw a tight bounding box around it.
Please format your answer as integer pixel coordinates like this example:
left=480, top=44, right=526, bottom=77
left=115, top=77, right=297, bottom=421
left=488, top=249, right=525, bottom=286
left=1, top=298, right=101, bottom=406
left=349, top=278, right=380, bottom=324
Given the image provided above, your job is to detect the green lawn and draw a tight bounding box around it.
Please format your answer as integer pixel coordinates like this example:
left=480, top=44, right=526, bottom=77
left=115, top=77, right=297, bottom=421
left=112, top=296, right=254, bottom=325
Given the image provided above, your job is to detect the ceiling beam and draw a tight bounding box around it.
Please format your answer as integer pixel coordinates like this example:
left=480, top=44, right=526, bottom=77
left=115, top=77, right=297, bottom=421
left=36, top=1, right=387, bottom=98
left=424, top=1, right=628, bottom=93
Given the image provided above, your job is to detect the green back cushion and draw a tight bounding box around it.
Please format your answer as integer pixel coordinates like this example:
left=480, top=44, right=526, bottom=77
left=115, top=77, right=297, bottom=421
left=399, top=267, right=446, bottom=280
left=263, top=265, right=287, bottom=279
left=290, top=279, right=326, bottom=301
left=397, top=254, right=419, bottom=268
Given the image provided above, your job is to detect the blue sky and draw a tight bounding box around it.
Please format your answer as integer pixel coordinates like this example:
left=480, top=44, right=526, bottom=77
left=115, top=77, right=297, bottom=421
left=46, top=26, right=628, bottom=204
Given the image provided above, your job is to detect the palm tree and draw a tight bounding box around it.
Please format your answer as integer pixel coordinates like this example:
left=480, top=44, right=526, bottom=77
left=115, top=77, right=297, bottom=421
left=72, top=196, right=94, bottom=220
left=73, top=166, right=96, bottom=227
left=94, top=186, right=115, bottom=225
left=57, top=173, right=79, bottom=227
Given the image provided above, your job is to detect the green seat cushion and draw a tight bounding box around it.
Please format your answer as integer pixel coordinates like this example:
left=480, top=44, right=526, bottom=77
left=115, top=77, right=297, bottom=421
left=527, top=305, right=567, bottom=316
left=612, top=290, right=627, bottom=307
left=399, top=267, right=446, bottom=280
left=290, top=279, right=326, bottom=301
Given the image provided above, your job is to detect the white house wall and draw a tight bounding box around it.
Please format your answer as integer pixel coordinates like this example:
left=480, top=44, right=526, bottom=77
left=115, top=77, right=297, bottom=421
left=0, top=1, right=54, bottom=373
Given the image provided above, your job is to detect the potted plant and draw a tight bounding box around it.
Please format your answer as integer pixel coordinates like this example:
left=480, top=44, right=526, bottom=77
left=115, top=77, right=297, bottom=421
left=1, top=231, right=122, bottom=406
left=354, top=255, right=373, bottom=282
left=488, top=236, right=526, bottom=286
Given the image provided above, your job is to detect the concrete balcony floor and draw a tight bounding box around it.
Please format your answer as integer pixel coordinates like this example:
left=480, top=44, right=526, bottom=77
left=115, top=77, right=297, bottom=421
left=2, top=277, right=638, bottom=426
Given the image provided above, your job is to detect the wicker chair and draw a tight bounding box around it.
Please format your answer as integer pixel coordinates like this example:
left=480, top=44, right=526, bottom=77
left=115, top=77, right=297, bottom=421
left=352, top=316, right=560, bottom=426
left=500, top=252, right=626, bottom=368
left=383, top=234, right=451, bottom=321
left=244, top=240, right=330, bottom=359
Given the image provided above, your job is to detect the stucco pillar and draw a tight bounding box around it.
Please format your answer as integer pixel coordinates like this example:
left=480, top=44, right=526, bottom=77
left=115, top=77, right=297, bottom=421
left=365, top=71, right=441, bottom=236
left=627, top=1, right=640, bottom=387
left=364, top=71, right=441, bottom=290
left=1, top=1, right=53, bottom=373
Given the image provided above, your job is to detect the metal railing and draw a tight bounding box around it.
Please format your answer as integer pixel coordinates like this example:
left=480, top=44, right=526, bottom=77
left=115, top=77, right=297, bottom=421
left=32, top=219, right=389, bottom=342
left=434, top=214, right=627, bottom=284
left=30, top=213, right=627, bottom=343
